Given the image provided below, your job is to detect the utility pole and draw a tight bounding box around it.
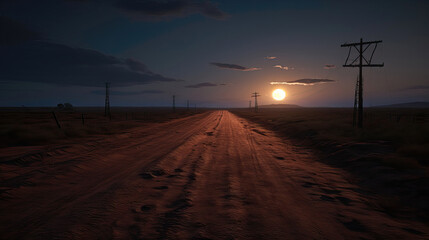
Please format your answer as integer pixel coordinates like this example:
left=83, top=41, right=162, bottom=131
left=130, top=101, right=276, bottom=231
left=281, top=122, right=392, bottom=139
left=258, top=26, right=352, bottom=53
left=341, top=38, right=383, bottom=128
left=187, top=100, right=189, bottom=111
left=251, top=92, right=260, bottom=112
left=104, top=82, right=111, bottom=118
left=353, top=75, right=359, bottom=127
left=172, top=95, right=176, bottom=112
left=249, top=100, right=252, bottom=110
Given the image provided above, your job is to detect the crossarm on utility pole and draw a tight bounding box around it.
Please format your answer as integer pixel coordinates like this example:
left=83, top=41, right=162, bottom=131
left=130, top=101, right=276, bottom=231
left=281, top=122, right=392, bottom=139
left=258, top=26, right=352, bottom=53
left=341, top=40, right=382, bottom=47
left=343, top=64, right=384, bottom=67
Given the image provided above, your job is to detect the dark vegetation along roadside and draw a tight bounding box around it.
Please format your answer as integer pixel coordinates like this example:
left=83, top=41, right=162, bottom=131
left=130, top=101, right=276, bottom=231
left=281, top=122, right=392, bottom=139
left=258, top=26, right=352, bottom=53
left=231, top=107, right=429, bottom=221
left=0, top=107, right=205, bottom=148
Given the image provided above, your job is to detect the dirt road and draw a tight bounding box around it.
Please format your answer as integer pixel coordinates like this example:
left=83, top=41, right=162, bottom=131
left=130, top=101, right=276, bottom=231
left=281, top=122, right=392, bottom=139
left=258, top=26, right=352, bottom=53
left=0, top=111, right=427, bottom=239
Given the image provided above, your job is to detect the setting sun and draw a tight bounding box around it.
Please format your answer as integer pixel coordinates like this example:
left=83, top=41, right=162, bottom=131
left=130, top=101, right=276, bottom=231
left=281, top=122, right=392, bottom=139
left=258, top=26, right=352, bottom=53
left=272, top=89, right=286, bottom=101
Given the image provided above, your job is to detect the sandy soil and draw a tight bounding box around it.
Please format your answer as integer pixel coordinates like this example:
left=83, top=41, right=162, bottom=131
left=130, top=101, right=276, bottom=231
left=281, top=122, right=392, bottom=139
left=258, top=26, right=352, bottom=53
left=0, top=110, right=427, bottom=239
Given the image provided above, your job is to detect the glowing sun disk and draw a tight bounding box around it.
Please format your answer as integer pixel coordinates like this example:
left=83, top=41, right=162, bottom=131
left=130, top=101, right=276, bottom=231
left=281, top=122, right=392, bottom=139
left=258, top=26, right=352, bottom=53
left=272, top=89, right=286, bottom=101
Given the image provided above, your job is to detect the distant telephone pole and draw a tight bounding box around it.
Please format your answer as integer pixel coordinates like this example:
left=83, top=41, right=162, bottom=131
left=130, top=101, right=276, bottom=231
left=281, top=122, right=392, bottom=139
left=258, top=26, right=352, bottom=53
left=172, top=95, right=176, bottom=112
left=187, top=100, right=189, bottom=111
left=104, top=82, right=111, bottom=117
left=251, top=92, right=260, bottom=112
left=341, top=38, right=384, bottom=128
left=249, top=100, right=252, bottom=110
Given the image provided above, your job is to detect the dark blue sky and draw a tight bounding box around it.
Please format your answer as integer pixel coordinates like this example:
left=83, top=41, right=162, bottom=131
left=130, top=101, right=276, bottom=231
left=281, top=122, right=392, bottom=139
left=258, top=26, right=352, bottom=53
left=1, top=0, right=428, bottom=107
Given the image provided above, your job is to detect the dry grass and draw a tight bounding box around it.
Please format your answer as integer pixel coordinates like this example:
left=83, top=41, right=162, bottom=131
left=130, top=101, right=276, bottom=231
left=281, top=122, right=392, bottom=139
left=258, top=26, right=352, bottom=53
left=231, top=108, right=429, bottom=168
left=233, top=107, right=429, bottom=219
left=0, top=107, right=204, bottom=147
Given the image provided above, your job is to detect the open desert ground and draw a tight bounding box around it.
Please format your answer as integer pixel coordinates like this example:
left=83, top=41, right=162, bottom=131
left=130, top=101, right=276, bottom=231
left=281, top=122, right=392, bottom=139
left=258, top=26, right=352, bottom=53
left=1, top=108, right=428, bottom=239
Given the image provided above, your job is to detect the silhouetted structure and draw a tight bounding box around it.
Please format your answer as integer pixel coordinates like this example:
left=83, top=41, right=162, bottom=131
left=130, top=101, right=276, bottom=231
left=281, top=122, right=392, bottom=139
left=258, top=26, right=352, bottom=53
left=187, top=100, right=189, bottom=111
left=353, top=75, right=359, bottom=127
left=52, top=111, right=61, bottom=129
left=172, top=95, right=176, bottom=112
left=104, top=82, right=111, bottom=117
left=341, top=38, right=383, bottom=128
left=251, top=92, right=260, bottom=112
left=249, top=100, right=252, bottom=110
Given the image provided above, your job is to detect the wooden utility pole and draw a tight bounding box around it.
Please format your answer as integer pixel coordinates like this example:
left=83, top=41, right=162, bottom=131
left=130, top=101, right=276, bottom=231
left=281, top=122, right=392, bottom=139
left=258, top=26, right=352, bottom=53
left=52, top=111, right=61, bottom=129
left=104, top=82, right=111, bottom=118
left=187, top=100, right=189, bottom=111
left=353, top=75, right=359, bottom=127
left=172, top=95, right=176, bottom=112
left=251, top=92, right=260, bottom=112
left=249, top=100, right=252, bottom=110
left=341, top=38, right=383, bottom=128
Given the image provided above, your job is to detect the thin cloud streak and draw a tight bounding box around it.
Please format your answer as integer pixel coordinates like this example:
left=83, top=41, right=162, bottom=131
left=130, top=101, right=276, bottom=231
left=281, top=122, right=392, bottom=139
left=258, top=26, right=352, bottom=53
left=273, top=65, right=293, bottom=70
left=324, top=64, right=336, bottom=69
left=271, top=79, right=335, bottom=86
left=210, top=62, right=261, bottom=71
left=265, top=56, right=277, bottom=60
left=185, top=82, right=220, bottom=88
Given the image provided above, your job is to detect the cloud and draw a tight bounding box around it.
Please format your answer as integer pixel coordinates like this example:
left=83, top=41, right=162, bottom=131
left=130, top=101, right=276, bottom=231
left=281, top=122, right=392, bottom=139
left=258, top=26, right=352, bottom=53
left=324, top=64, right=336, bottom=69
left=210, top=62, right=261, bottom=71
left=91, top=89, right=164, bottom=95
left=273, top=65, right=293, bottom=70
left=270, top=79, right=335, bottom=86
left=115, top=0, right=227, bottom=19
left=0, top=41, right=181, bottom=87
left=0, top=16, right=41, bottom=45
left=265, top=56, right=277, bottom=60
left=185, top=82, right=220, bottom=88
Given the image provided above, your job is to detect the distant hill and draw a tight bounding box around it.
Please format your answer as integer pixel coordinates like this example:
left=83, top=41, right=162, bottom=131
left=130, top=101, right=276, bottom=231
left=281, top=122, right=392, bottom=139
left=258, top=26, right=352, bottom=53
left=259, top=104, right=302, bottom=108
left=372, top=102, right=429, bottom=108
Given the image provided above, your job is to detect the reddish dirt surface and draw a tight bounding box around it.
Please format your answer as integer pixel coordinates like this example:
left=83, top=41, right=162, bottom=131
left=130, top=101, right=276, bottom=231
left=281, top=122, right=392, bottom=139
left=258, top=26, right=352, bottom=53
left=0, top=110, right=428, bottom=239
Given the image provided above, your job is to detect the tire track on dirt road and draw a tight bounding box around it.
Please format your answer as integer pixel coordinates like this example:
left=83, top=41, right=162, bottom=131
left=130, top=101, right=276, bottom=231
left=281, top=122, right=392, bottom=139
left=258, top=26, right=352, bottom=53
left=0, top=112, right=220, bottom=239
